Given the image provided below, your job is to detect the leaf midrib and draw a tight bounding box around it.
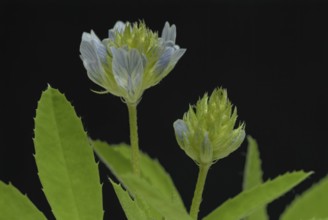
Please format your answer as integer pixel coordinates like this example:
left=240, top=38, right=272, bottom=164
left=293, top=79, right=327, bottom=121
left=48, top=91, right=81, bottom=220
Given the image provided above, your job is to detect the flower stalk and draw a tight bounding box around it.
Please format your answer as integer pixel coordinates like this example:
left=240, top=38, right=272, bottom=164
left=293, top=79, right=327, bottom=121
left=127, top=103, right=140, bottom=176
left=80, top=20, right=186, bottom=177
left=190, top=164, right=210, bottom=220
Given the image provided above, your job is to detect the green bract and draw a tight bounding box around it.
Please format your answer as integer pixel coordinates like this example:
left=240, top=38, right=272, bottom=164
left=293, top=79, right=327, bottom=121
left=173, top=88, right=246, bottom=165
left=80, top=21, right=186, bottom=104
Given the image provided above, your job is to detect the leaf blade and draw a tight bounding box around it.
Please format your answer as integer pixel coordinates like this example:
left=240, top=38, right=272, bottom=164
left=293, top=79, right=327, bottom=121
left=93, top=140, right=185, bottom=210
left=34, top=86, right=103, bottom=220
left=203, top=171, right=312, bottom=220
left=110, top=180, right=148, bottom=220
left=120, top=174, right=193, bottom=220
left=0, top=181, right=46, bottom=220
left=243, top=136, right=269, bottom=220
left=280, top=175, right=328, bottom=220
left=243, top=136, right=264, bottom=189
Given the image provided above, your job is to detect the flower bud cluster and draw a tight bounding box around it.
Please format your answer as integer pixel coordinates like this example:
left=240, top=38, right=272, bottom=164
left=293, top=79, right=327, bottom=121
left=174, top=88, right=245, bottom=165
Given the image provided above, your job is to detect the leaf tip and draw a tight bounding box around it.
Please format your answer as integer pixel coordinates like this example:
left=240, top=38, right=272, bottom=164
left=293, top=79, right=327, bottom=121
left=246, top=135, right=255, bottom=142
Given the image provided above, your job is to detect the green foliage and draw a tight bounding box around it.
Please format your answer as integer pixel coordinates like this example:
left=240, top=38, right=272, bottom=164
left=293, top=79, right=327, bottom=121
left=308, top=219, right=328, bottom=220
left=0, top=181, right=46, bottom=220
left=34, top=86, right=103, bottom=220
left=280, top=175, right=328, bottom=220
left=120, top=174, right=193, bottom=220
left=92, top=141, right=192, bottom=219
left=92, top=141, right=185, bottom=210
left=243, top=136, right=265, bottom=189
left=243, top=136, right=269, bottom=220
left=203, top=171, right=312, bottom=220
left=110, top=180, right=148, bottom=220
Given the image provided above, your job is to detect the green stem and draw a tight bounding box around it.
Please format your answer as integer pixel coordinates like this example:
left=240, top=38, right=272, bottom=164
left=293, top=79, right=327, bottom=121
left=127, top=103, right=140, bottom=176
left=190, top=164, right=210, bottom=220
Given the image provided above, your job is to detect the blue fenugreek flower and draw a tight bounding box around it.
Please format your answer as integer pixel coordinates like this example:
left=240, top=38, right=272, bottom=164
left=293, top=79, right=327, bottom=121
left=173, top=88, right=246, bottom=165
left=80, top=21, right=186, bottom=104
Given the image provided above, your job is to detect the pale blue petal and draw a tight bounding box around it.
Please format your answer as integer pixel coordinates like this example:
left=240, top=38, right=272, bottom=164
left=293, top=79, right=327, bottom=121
left=108, top=21, right=126, bottom=40
left=90, top=31, right=107, bottom=63
left=110, top=47, right=129, bottom=88
left=110, top=47, right=144, bottom=96
left=163, top=41, right=176, bottom=48
left=108, top=31, right=115, bottom=41
left=80, top=32, right=107, bottom=87
left=81, top=31, right=107, bottom=63
left=200, top=132, right=213, bottom=164
left=161, top=22, right=177, bottom=43
left=170, top=48, right=186, bottom=66
left=155, top=48, right=186, bottom=76
left=173, top=119, right=189, bottom=144
left=113, top=21, right=126, bottom=33
left=155, top=47, right=175, bottom=75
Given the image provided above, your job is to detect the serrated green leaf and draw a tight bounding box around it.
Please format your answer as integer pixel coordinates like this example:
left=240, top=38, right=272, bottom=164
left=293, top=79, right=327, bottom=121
left=0, top=181, right=46, bottom=220
left=203, top=171, right=312, bottom=220
left=280, top=175, right=328, bottom=220
left=93, top=141, right=185, bottom=210
left=34, top=86, right=103, bottom=220
left=120, top=174, right=193, bottom=220
left=243, top=136, right=264, bottom=189
left=243, top=136, right=268, bottom=220
left=110, top=180, right=148, bottom=220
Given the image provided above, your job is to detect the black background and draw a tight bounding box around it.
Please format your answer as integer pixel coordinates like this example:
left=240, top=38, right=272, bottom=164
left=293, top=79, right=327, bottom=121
left=1, top=1, right=327, bottom=219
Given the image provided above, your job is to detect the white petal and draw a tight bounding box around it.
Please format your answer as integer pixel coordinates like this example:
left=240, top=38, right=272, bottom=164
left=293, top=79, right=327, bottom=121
left=161, top=22, right=177, bottom=43
left=108, top=21, right=126, bottom=40
left=110, top=47, right=144, bottom=96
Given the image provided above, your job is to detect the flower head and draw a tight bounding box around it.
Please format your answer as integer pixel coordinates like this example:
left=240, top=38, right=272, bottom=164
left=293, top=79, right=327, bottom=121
left=80, top=21, right=186, bottom=104
left=173, top=88, right=246, bottom=165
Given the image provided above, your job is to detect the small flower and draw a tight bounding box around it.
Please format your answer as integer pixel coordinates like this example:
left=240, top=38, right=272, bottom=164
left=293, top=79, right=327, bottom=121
left=80, top=21, right=186, bottom=104
left=173, top=88, right=246, bottom=165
